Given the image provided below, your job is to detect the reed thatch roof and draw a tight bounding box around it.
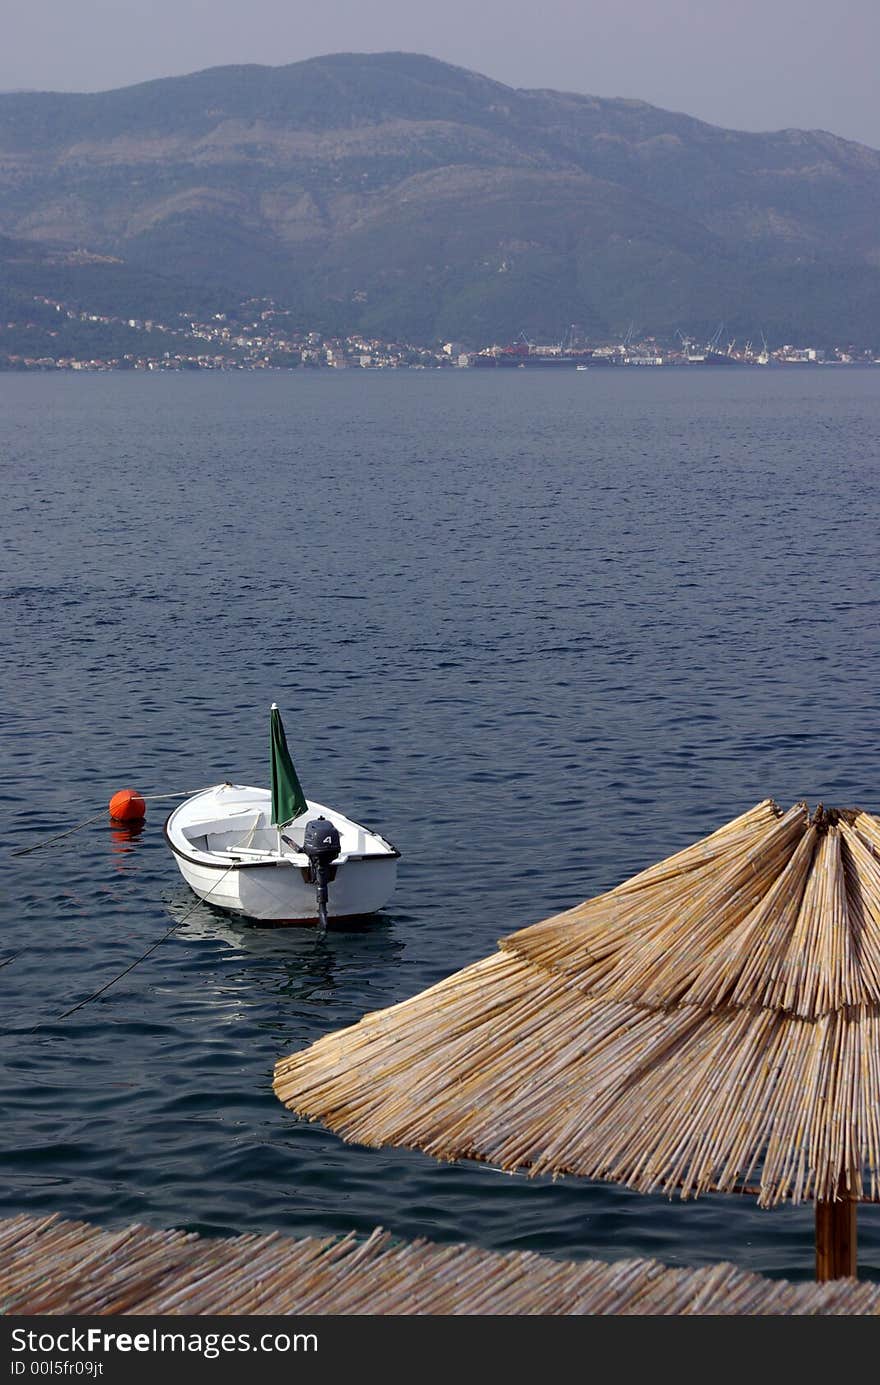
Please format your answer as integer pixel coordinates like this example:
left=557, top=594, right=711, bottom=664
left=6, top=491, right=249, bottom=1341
left=274, top=800, right=880, bottom=1207
left=2, top=1214, right=878, bottom=1314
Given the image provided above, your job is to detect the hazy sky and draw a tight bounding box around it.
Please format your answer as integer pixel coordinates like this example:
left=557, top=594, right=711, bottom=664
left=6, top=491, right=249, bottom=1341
left=4, top=0, right=879, bottom=147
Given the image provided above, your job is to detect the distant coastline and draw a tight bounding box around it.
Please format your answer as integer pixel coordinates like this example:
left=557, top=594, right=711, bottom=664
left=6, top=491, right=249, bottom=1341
left=2, top=294, right=876, bottom=373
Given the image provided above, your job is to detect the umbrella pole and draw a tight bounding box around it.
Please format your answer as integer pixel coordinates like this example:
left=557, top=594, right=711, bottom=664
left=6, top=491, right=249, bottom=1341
left=815, top=1188, right=857, bottom=1281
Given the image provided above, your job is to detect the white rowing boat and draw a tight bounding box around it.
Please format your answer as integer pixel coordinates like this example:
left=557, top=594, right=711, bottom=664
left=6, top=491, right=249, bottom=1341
left=164, top=707, right=399, bottom=925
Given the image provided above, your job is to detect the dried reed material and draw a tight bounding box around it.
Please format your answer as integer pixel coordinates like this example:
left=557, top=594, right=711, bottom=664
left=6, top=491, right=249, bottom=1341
left=854, top=813, right=880, bottom=857
left=504, top=810, right=880, bottom=1018
left=1, top=1215, right=876, bottom=1315
left=586, top=798, right=783, bottom=901
left=504, top=805, right=808, bottom=996
left=501, top=800, right=787, bottom=981
left=274, top=803, right=880, bottom=1207
left=275, top=951, right=880, bottom=1202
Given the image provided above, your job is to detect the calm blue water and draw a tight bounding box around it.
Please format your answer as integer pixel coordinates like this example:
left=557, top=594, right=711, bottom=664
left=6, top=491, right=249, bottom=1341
left=2, top=367, right=879, bottom=1281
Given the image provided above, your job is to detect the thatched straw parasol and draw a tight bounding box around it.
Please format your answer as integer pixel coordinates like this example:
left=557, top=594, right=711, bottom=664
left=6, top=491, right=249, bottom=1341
left=4, top=1214, right=880, bottom=1314
left=274, top=799, right=880, bottom=1280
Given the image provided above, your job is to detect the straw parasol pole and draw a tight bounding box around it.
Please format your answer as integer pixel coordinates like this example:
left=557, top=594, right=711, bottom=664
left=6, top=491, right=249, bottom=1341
left=274, top=799, right=880, bottom=1280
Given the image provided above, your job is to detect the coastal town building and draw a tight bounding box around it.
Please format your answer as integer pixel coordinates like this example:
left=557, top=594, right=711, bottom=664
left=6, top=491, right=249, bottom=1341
left=2, top=292, right=876, bottom=372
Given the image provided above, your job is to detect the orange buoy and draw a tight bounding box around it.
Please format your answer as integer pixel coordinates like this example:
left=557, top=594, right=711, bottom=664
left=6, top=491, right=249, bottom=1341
left=109, top=788, right=146, bottom=823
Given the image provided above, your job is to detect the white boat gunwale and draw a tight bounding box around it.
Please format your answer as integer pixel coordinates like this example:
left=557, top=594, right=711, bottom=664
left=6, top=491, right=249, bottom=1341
left=163, top=784, right=400, bottom=873
left=164, top=829, right=399, bottom=871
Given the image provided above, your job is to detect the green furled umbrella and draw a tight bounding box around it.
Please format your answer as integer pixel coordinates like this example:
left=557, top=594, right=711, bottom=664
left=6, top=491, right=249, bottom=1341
left=269, top=703, right=307, bottom=827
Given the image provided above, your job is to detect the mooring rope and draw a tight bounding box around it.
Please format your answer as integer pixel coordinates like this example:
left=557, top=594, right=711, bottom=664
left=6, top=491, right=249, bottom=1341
left=21, top=864, right=239, bottom=1029
left=10, top=810, right=108, bottom=857
left=10, top=789, right=211, bottom=857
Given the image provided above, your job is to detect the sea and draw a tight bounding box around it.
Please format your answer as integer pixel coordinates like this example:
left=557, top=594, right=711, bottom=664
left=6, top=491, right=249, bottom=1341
left=2, top=365, right=879, bottom=1281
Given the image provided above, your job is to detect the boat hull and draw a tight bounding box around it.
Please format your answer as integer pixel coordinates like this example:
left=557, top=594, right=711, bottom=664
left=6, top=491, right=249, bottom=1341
left=172, top=852, right=399, bottom=922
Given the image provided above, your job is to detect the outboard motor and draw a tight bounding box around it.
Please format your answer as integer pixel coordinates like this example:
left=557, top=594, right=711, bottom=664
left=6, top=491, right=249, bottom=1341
left=302, top=817, right=342, bottom=933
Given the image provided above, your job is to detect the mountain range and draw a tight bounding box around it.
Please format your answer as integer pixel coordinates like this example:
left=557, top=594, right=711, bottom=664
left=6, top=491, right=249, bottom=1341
left=2, top=51, right=880, bottom=346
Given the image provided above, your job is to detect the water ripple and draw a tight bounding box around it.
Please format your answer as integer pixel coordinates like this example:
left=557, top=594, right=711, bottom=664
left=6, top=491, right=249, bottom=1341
left=2, top=368, right=879, bottom=1280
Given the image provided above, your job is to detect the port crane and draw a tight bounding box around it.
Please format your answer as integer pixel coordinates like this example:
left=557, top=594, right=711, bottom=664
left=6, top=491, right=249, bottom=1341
left=708, top=322, right=725, bottom=353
